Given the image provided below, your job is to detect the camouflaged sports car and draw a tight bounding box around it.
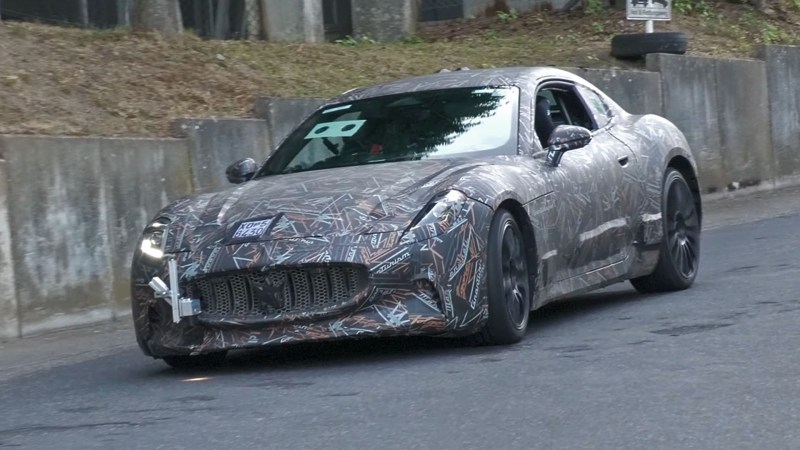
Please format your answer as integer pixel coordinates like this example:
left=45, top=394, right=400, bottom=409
left=131, top=67, right=701, bottom=368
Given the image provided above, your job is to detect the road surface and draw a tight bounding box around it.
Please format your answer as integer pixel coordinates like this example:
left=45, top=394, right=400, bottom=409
left=1, top=186, right=799, bottom=449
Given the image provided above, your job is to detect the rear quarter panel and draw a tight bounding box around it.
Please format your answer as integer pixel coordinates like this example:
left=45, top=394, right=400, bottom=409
left=610, top=113, right=697, bottom=220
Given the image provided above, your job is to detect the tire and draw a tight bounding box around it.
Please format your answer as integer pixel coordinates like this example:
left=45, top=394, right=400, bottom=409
left=162, top=351, right=227, bottom=370
left=631, top=168, right=700, bottom=293
left=469, top=210, right=531, bottom=345
left=611, top=32, right=688, bottom=60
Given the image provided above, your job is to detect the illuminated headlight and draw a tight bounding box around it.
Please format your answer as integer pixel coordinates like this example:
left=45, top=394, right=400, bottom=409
left=404, top=190, right=468, bottom=242
left=140, top=219, right=169, bottom=259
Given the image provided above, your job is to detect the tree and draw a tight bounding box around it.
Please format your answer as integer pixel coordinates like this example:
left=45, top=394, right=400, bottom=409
left=132, top=0, right=183, bottom=38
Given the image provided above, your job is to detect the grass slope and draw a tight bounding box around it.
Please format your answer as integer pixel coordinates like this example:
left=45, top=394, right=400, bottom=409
left=0, top=2, right=797, bottom=137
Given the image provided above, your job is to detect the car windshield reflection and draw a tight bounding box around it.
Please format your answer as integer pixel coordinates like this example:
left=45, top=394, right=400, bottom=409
left=257, top=86, right=519, bottom=177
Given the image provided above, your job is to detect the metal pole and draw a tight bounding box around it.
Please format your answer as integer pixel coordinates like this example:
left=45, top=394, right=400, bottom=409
left=645, top=20, right=653, bottom=33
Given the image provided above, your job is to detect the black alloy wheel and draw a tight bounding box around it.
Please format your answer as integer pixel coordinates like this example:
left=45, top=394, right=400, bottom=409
left=665, top=171, right=700, bottom=278
left=501, top=219, right=529, bottom=328
left=471, top=209, right=531, bottom=345
left=631, top=168, right=700, bottom=293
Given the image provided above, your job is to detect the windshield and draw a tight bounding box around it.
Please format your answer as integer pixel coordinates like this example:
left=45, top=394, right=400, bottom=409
left=256, top=86, right=519, bottom=176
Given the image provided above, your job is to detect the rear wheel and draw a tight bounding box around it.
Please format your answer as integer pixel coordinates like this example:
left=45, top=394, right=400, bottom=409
left=631, top=168, right=700, bottom=293
left=162, top=351, right=227, bottom=370
left=470, top=210, right=531, bottom=345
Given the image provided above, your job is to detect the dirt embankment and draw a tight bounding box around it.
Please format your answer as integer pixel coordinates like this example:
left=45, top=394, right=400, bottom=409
left=0, top=3, right=797, bottom=137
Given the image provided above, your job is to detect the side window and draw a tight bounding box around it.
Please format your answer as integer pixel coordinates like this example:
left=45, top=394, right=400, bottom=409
left=535, top=83, right=598, bottom=147
left=576, top=85, right=612, bottom=129
left=555, top=88, right=595, bottom=130
left=538, top=85, right=595, bottom=127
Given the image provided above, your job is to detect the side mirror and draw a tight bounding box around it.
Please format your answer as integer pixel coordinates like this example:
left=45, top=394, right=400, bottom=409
left=545, top=125, right=592, bottom=167
left=225, top=158, right=257, bottom=184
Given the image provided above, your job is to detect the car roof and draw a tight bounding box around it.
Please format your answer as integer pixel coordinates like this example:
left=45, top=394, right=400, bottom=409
left=332, top=67, right=584, bottom=103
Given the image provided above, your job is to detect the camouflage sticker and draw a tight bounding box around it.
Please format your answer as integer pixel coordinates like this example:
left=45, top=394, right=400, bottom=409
left=131, top=67, right=698, bottom=358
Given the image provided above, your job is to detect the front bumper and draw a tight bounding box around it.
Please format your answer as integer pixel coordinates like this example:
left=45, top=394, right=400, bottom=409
left=131, top=202, right=493, bottom=357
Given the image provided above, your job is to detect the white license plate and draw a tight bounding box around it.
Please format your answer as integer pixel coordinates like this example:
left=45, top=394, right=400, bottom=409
left=232, top=218, right=274, bottom=239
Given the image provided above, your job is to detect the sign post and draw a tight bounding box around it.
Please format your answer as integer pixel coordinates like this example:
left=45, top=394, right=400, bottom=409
left=626, top=0, right=672, bottom=33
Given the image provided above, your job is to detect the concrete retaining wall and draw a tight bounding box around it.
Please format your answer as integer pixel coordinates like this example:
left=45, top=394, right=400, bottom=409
left=646, top=53, right=773, bottom=193
left=714, top=58, right=773, bottom=190
left=757, top=45, right=800, bottom=180
left=3, top=136, right=114, bottom=336
left=0, top=136, right=192, bottom=338
left=173, top=118, right=271, bottom=191
left=0, top=159, right=18, bottom=339
left=564, top=67, right=662, bottom=115
left=100, top=139, right=195, bottom=316
left=253, top=97, right=327, bottom=149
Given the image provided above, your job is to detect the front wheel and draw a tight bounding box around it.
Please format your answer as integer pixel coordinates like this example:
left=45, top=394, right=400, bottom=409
left=631, top=168, right=701, bottom=293
left=470, top=209, right=531, bottom=345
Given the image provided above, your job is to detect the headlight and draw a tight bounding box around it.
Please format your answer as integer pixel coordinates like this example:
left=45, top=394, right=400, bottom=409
left=412, top=190, right=467, bottom=229
left=404, top=190, right=468, bottom=243
left=140, top=219, right=170, bottom=259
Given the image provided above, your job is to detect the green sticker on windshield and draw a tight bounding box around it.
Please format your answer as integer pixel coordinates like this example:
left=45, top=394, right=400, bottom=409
left=304, top=120, right=365, bottom=139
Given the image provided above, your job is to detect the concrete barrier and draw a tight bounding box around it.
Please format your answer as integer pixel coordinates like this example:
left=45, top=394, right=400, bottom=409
left=100, top=138, right=195, bottom=316
left=0, top=135, right=192, bottom=338
left=173, top=118, right=271, bottom=191
left=757, top=45, right=800, bottom=180
left=647, top=54, right=726, bottom=193
left=647, top=53, right=774, bottom=193
left=253, top=97, right=326, bottom=149
left=714, top=57, right=773, bottom=189
left=2, top=136, right=113, bottom=336
left=0, top=159, right=18, bottom=339
left=564, top=67, right=663, bottom=115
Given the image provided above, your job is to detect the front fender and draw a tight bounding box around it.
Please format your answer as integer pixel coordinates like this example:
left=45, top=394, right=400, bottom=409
left=453, top=157, right=552, bottom=209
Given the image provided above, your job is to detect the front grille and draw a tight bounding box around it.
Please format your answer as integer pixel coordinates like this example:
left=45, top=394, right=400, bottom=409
left=189, top=266, right=367, bottom=321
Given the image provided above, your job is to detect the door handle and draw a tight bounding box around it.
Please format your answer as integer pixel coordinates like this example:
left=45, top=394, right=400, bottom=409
left=617, top=156, right=629, bottom=167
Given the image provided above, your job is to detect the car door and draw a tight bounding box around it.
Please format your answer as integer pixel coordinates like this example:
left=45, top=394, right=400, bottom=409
left=534, top=81, right=640, bottom=281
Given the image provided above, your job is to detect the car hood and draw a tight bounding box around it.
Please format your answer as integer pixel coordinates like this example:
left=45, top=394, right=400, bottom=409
left=161, top=159, right=489, bottom=251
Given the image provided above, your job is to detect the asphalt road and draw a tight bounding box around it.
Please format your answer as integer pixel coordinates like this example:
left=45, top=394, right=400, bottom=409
left=1, top=186, right=799, bottom=450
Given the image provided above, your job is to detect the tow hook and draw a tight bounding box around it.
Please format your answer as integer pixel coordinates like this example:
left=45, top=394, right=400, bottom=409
left=148, top=257, right=201, bottom=323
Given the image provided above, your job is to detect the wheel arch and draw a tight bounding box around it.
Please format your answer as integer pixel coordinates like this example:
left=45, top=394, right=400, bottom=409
left=666, top=154, right=703, bottom=225
left=496, top=198, right=539, bottom=308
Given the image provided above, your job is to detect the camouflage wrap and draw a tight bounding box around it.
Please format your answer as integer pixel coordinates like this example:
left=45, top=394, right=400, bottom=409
left=131, top=68, right=698, bottom=358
